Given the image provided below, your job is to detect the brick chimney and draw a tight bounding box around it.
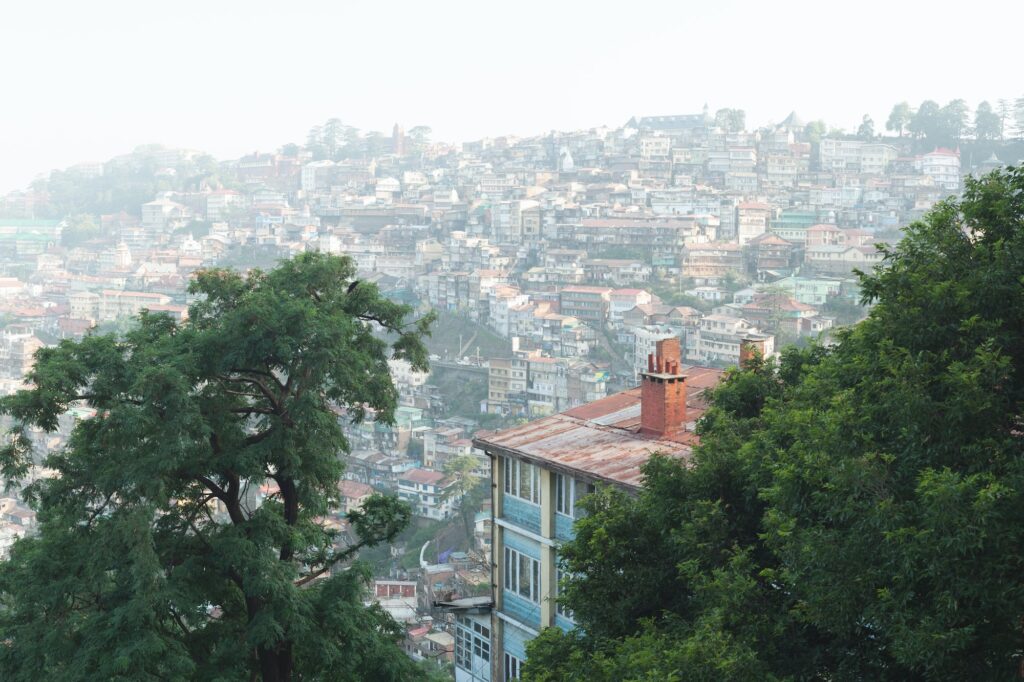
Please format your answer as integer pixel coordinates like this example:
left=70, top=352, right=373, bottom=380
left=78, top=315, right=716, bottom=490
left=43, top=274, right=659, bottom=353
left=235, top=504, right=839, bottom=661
left=640, top=337, right=687, bottom=438
left=739, top=337, right=766, bottom=368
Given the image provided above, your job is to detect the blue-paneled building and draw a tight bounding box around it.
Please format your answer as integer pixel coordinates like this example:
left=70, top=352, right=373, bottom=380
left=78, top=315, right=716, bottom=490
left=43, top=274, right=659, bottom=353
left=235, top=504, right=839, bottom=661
left=470, top=339, right=723, bottom=680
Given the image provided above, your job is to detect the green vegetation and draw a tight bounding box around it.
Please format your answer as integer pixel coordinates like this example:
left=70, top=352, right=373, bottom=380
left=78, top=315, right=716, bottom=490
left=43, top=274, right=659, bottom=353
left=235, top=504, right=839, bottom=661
left=428, top=365, right=488, bottom=420
left=646, top=277, right=714, bottom=312
left=60, top=213, right=102, bottom=247
left=28, top=147, right=238, bottom=218
left=0, top=253, right=436, bottom=681
left=425, top=310, right=512, bottom=360
left=524, top=167, right=1024, bottom=681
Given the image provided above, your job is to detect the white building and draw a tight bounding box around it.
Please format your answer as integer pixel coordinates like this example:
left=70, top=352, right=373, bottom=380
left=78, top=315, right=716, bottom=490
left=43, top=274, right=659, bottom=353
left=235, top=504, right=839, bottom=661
left=397, top=468, right=455, bottom=520
left=632, top=325, right=680, bottom=379
left=918, top=149, right=961, bottom=192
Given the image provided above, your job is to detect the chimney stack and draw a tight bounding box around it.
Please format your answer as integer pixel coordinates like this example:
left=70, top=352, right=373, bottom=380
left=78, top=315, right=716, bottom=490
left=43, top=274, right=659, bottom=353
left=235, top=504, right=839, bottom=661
left=739, top=338, right=766, bottom=368
left=640, top=337, right=687, bottom=439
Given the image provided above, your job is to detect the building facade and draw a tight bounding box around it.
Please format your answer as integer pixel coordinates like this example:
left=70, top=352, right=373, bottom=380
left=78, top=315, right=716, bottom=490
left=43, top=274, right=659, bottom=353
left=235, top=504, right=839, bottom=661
left=471, top=340, right=723, bottom=680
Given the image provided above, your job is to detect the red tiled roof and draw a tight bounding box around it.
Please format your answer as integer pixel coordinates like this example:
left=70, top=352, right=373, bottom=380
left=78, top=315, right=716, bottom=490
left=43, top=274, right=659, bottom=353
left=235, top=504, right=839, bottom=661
left=338, top=480, right=374, bottom=499
left=401, top=468, right=447, bottom=485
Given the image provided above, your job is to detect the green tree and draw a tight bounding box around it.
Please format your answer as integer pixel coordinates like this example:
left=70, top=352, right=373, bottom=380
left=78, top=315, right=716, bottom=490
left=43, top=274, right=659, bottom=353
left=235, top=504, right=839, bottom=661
left=61, top=213, right=101, bottom=247
left=997, top=99, right=1012, bottom=140
left=941, top=98, right=970, bottom=143
left=803, top=120, right=827, bottom=144
left=974, top=101, right=1001, bottom=141
left=442, top=454, right=483, bottom=544
left=0, top=252, right=437, bottom=681
left=908, top=99, right=942, bottom=141
left=526, top=166, right=1024, bottom=681
left=407, top=125, right=433, bottom=149
left=886, top=101, right=913, bottom=137
left=306, top=124, right=327, bottom=160
left=714, top=108, right=746, bottom=133
left=1014, top=96, right=1024, bottom=139
left=857, top=114, right=875, bottom=140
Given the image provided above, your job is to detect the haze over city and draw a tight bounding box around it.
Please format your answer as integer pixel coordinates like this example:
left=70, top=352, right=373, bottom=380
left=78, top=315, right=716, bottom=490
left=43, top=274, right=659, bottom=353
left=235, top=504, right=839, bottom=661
left=1, top=0, right=1021, bottom=192
left=1, top=2, right=1023, bottom=681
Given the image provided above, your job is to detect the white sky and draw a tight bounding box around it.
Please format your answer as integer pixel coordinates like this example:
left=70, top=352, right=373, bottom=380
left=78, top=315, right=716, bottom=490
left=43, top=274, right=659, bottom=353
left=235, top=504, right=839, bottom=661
left=1, top=0, right=1020, bottom=193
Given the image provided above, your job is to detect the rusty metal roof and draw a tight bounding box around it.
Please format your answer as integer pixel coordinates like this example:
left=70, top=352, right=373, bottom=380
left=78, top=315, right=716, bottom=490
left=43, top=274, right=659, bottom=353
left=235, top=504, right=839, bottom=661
left=474, top=366, right=724, bottom=489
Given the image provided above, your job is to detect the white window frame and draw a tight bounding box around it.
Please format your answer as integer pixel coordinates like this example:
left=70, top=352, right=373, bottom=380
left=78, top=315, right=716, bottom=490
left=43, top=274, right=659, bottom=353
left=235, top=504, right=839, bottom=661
left=503, top=546, right=540, bottom=603
left=504, top=652, right=523, bottom=680
left=455, top=616, right=490, bottom=672
left=555, top=564, right=574, bottom=620
left=503, top=456, right=540, bottom=504
left=554, top=473, right=575, bottom=517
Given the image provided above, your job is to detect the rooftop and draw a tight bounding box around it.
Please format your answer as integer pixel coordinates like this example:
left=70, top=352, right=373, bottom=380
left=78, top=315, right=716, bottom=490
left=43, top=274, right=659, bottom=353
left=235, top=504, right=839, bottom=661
left=474, top=366, right=722, bottom=488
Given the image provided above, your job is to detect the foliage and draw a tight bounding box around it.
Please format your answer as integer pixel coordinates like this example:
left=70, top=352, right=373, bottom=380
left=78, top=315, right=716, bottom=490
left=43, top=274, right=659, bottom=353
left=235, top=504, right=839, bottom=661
left=31, top=148, right=234, bottom=218
left=907, top=98, right=972, bottom=148
left=975, top=101, right=1002, bottom=141
left=61, top=213, right=101, bottom=247
left=0, top=252, right=436, bottom=681
left=525, top=167, right=1024, bottom=681
left=443, top=455, right=482, bottom=544
left=857, top=114, right=875, bottom=141
left=886, top=101, right=914, bottom=137
left=803, top=120, right=827, bottom=144
left=714, top=108, right=746, bottom=133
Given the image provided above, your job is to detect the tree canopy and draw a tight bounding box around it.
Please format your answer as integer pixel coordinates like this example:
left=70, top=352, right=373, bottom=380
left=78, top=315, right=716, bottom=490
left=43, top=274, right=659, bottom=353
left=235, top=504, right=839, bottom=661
left=0, top=252, right=436, bottom=681
left=524, top=166, right=1024, bottom=681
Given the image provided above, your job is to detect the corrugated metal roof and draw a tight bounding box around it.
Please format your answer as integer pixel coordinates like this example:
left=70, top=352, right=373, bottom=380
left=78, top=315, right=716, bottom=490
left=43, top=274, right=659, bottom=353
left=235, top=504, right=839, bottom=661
left=475, top=367, right=723, bottom=488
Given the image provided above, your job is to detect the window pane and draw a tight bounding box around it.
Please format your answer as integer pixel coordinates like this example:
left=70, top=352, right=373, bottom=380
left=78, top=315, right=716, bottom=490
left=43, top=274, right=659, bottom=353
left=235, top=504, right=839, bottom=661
left=518, top=554, right=530, bottom=596
left=518, top=462, right=532, bottom=499
left=531, top=557, right=540, bottom=602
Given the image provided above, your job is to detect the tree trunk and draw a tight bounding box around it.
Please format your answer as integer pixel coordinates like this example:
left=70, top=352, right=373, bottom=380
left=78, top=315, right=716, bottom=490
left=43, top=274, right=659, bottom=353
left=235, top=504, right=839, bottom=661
left=259, top=643, right=294, bottom=682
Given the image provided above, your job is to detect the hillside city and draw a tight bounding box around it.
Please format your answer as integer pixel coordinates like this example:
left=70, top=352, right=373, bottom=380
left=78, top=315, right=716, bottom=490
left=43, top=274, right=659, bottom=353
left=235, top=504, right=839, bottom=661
left=1, top=102, right=1022, bottom=679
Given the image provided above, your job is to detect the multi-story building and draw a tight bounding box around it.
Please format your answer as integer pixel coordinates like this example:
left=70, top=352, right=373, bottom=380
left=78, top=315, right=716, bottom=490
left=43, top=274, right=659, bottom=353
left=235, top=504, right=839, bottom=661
left=681, top=242, right=744, bottom=283
left=917, top=148, right=961, bottom=191
left=631, top=325, right=680, bottom=379
left=557, top=286, right=611, bottom=326
left=745, top=232, right=798, bottom=277
left=691, top=315, right=774, bottom=366
left=860, top=143, right=898, bottom=175
left=97, top=290, right=173, bottom=322
left=397, top=468, right=455, bottom=520
left=736, top=202, right=771, bottom=246
left=470, top=339, right=723, bottom=681
left=818, top=138, right=863, bottom=171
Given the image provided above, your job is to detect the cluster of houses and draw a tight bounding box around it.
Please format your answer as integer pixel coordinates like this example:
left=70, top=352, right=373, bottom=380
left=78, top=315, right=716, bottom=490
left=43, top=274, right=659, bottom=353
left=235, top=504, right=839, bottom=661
left=0, top=110, right=1007, bottom=679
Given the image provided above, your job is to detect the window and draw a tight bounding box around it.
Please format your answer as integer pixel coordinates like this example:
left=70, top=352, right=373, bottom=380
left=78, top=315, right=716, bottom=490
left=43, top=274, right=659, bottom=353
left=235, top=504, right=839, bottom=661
left=504, top=652, right=523, bottom=680
left=554, top=473, right=574, bottom=516
left=455, top=616, right=490, bottom=671
left=555, top=565, right=574, bottom=620
left=503, top=546, right=540, bottom=603
left=503, top=456, right=540, bottom=504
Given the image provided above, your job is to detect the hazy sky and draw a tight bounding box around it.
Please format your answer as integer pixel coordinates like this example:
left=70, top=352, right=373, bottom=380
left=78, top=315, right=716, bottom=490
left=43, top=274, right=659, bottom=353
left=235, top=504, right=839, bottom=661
left=1, top=0, right=1020, bottom=193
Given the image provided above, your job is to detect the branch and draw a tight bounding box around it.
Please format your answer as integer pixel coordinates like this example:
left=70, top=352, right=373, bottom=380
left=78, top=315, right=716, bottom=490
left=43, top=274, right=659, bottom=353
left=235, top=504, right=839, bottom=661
left=227, top=367, right=286, bottom=392
left=169, top=607, right=192, bottom=638
left=219, top=374, right=280, bottom=409
left=197, top=475, right=228, bottom=501
left=84, top=491, right=116, bottom=528
left=294, top=541, right=367, bottom=588
left=230, top=407, right=278, bottom=416
left=244, top=428, right=275, bottom=446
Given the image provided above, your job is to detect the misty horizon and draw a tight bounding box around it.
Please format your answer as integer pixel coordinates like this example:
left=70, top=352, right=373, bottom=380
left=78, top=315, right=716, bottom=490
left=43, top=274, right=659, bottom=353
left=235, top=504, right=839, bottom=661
left=2, top=0, right=1021, bottom=193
